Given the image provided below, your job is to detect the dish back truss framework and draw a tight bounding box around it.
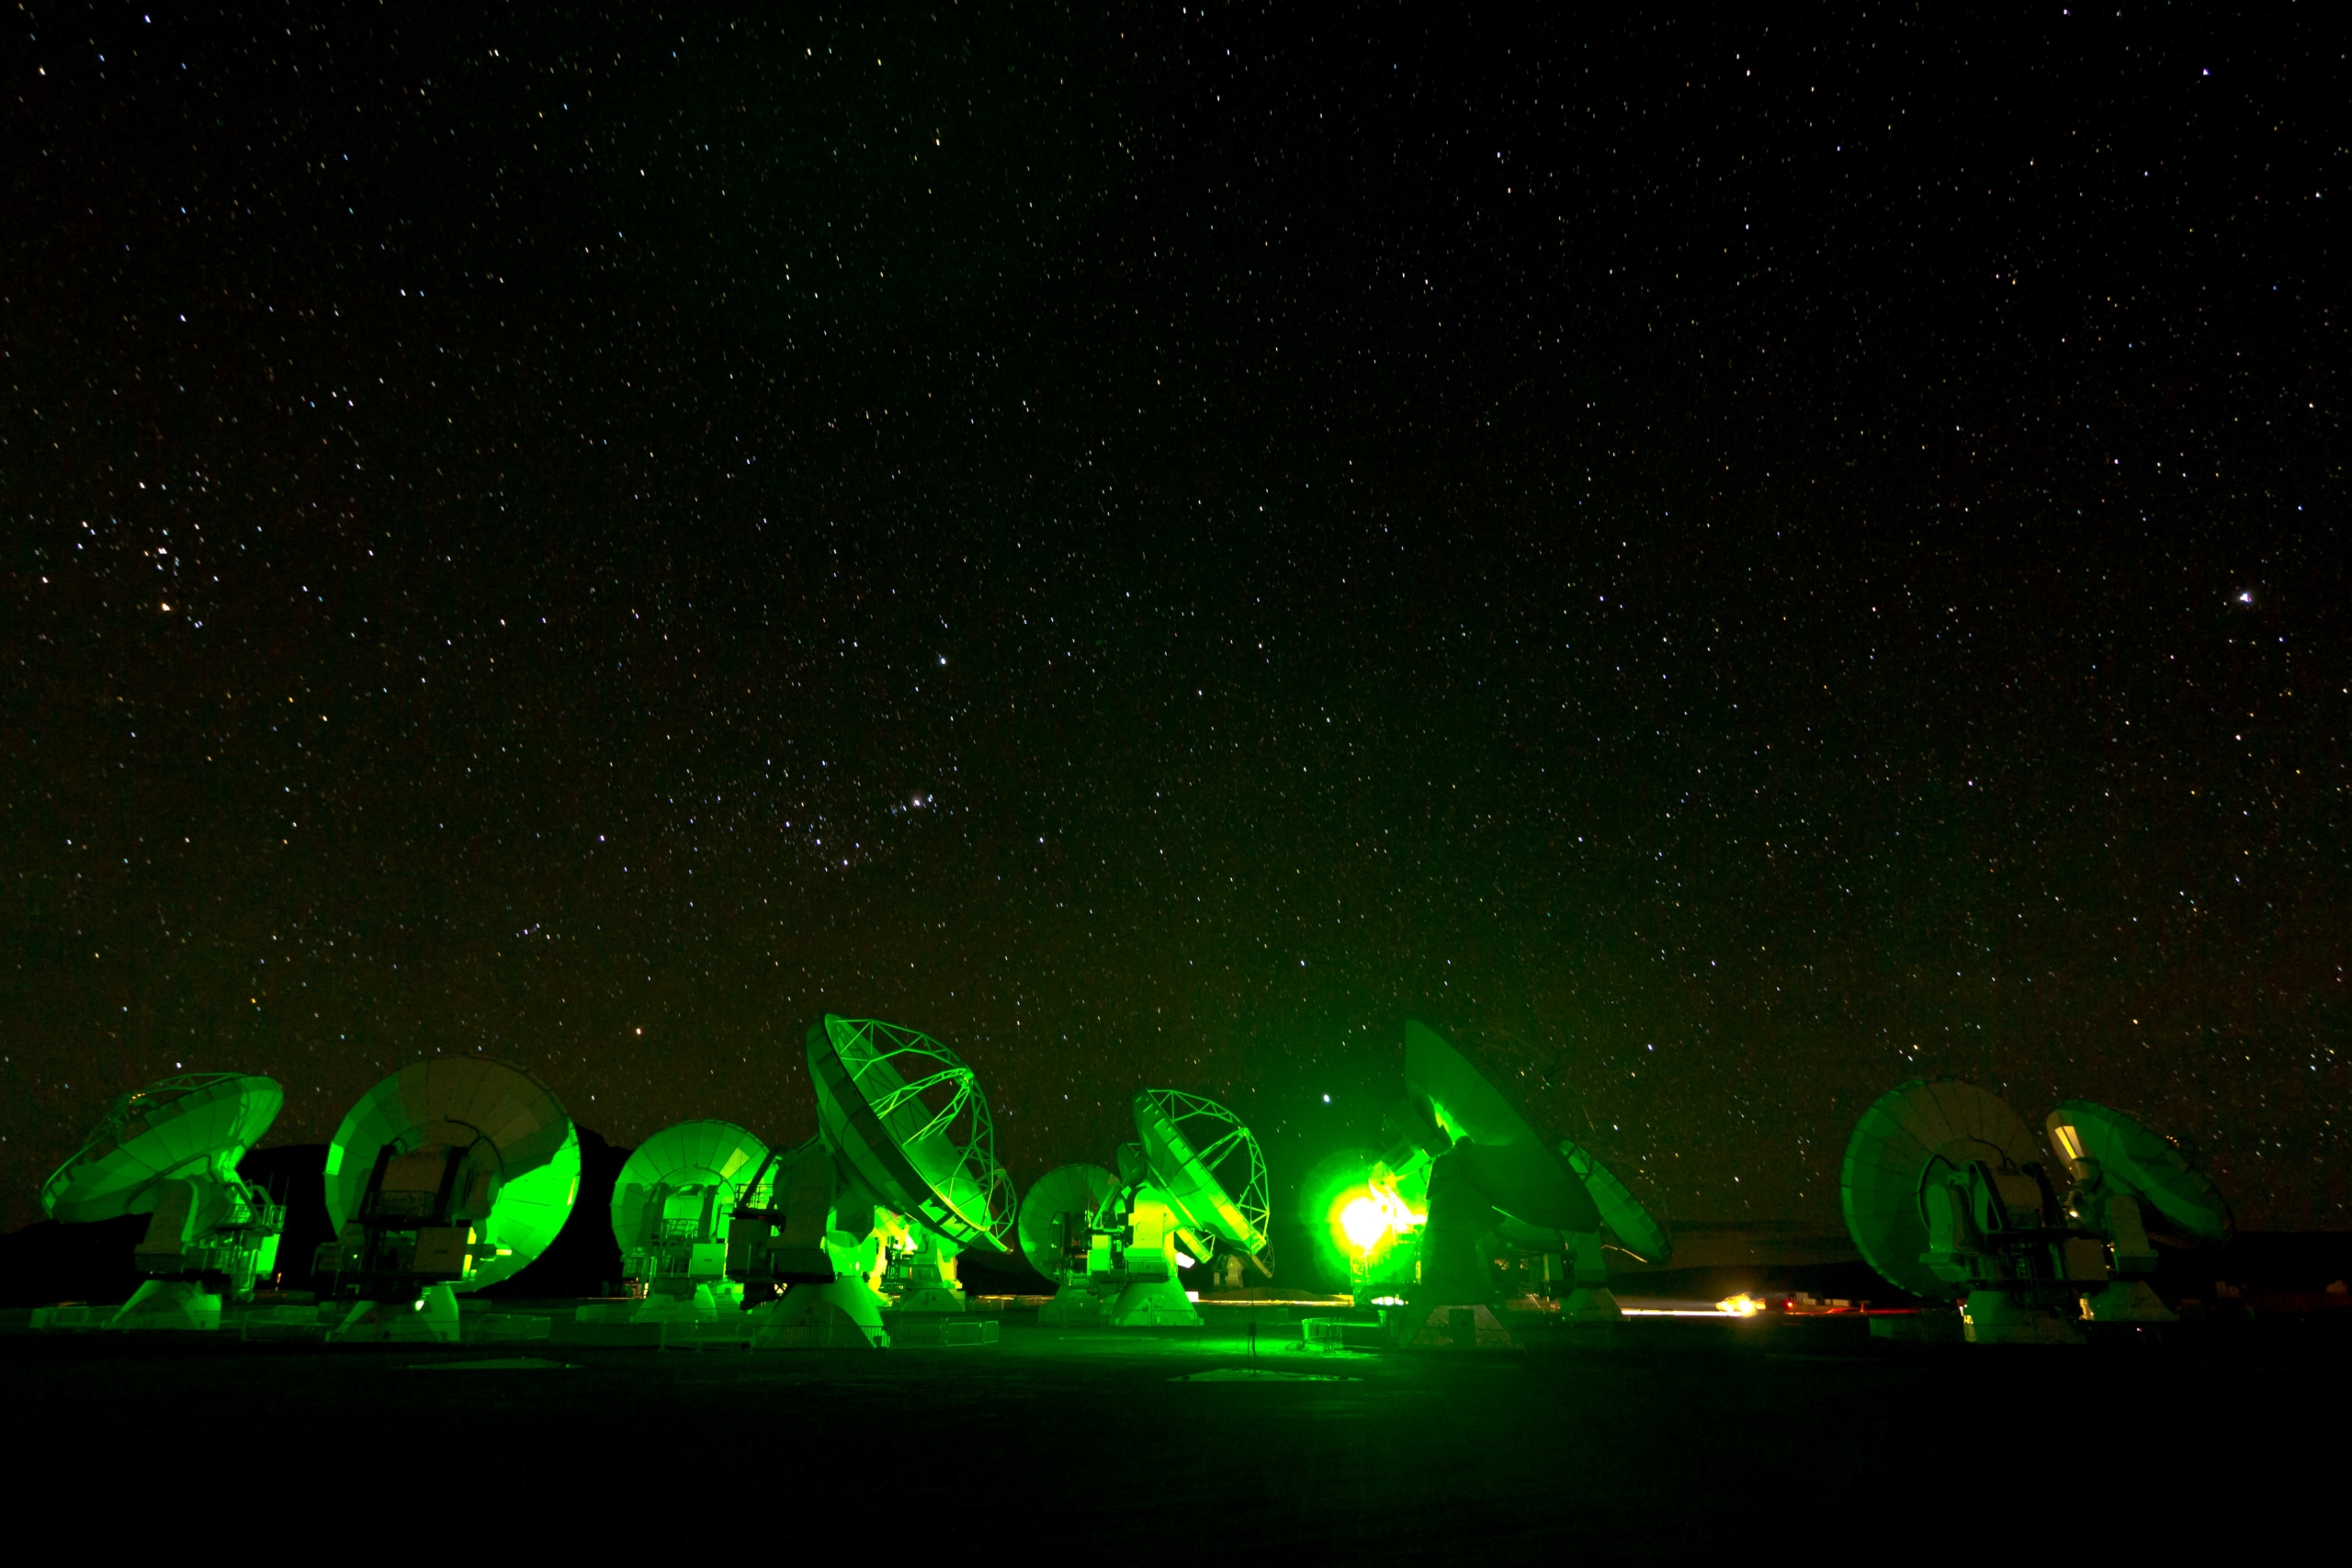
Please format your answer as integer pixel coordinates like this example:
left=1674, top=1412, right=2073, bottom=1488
left=319, top=1057, right=581, bottom=1343
left=726, top=1016, right=1015, bottom=1348
left=1017, top=1089, right=1271, bottom=1328
left=41, top=1073, right=288, bottom=1329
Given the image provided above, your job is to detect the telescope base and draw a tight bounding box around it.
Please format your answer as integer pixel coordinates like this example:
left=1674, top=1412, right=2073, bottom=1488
left=1558, top=1286, right=1624, bottom=1322
left=330, top=1283, right=462, bottom=1344
left=1106, top=1275, right=1200, bottom=1327
left=1395, top=1302, right=1517, bottom=1349
left=1961, top=1289, right=2084, bottom=1345
left=111, top=1280, right=222, bottom=1331
left=2079, top=1279, right=2176, bottom=1324
left=751, top=1280, right=891, bottom=1348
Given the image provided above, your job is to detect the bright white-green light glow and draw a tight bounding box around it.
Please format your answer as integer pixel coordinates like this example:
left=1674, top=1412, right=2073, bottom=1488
left=1339, top=1196, right=1387, bottom=1251
left=1329, top=1171, right=1425, bottom=1259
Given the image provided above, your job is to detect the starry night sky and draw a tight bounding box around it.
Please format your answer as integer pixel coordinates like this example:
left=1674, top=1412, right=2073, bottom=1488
left=6, top=5, right=2345, bottom=1239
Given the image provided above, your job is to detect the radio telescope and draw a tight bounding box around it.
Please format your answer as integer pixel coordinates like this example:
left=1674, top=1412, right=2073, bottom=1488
left=2045, top=1099, right=2232, bottom=1324
left=1841, top=1078, right=2076, bottom=1342
left=1555, top=1135, right=1672, bottom=1314
left=1839, top=1079, right=2230, bottom=1344
left=1384, top=1021, right=1661, bottom=1342
left=1015, top=1089, right=1271, bottom=1328
left=1306, top=1025, right=1667, bottom=1335
left=318, top=1057, right=581, bottom=1343
left=40, top=1073, right=287, bottom=1329
left=726, top=1016, right=1016, bottom=1348
left=612, top=1120, right=772, bottom=1320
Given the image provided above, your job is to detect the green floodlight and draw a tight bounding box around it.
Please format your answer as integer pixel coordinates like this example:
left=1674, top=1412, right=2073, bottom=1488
left=1016, top=1089, right=1272, bottom=1328
left=727, top=1015, right=1015, bottom=1348
left=40, top=1072, right=287, bottom=1329
left=611, top=1120, right=772, bottom=1321
left=2044, top=1100, right=2231, bottom=1325
left=1301, top=1145, right=1427, bottom=1299
left=319, top=1057, right=581, bottom=1344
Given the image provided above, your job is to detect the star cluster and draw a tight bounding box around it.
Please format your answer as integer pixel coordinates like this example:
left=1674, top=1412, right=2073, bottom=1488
left=4, top=5, right=2343, bottom=1235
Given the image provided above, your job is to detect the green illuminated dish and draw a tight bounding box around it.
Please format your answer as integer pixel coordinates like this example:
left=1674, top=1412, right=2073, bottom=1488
left=324, top=1057, right=580, bottom=1292
left=612, top=1120, right=772, bottom=1256
left=1133, top=1089, right=1270, bottom=1253
left=1403, top=1021, right=1599, bottom=1233
left=43, top=1073, right=283, bottom=1223
left=1015, top=1163, right=1117, bottom=1284
left=808, top=1015, right=1015, bottom=1255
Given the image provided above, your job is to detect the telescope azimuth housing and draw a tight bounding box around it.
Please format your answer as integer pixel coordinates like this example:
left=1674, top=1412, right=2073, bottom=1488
left=1132, top=1088, right=1271, bottom=1256
left=43, top=1073, right=284, bottom=1224
left=809, top=1014, right=1016, bottom=1256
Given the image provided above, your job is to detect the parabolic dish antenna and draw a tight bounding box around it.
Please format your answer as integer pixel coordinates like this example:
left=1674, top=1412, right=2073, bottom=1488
left=1388, top=1022, right=1668, bottom=1338
left=1403, top=1020, right=1599, bottom=1233
left=611, top=1119, right=772, bottom=1319
left=726, top=1016, right=1015, bottom=1348
left=1840, top=1078, right=2040, bottom=1300
left=2046, top=1100, right=2232, bottom=1243
left=1016, top=1163, right=1119, bottom=1287
left=1022, top=1093, right=1272, bottom=1328
left=1132, top=1089, right=1271, bottom=1258
left=40, top=1072, right=287, bottom=1328
left=321, top=1056, right=581, bottom=1342
left=811, top=1015, right=1015, bottom=1257
left=44, top=1073, right=284, bottom=1224
left=1557, top=1138, right=1670, bottom=1266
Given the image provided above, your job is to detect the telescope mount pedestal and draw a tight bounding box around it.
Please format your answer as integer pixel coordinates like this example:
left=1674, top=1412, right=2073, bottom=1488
left=110, top=1278, right=222, bottom=1330
left=331, top=1283, right=462, bottom=1344
left=751, top=1280, right=891, bottom=1348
